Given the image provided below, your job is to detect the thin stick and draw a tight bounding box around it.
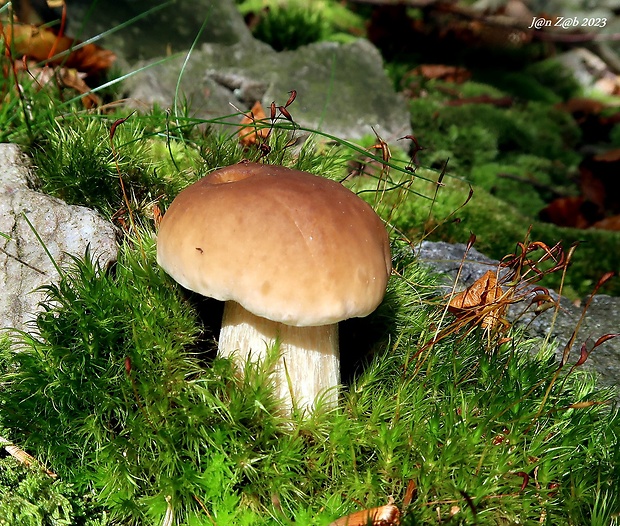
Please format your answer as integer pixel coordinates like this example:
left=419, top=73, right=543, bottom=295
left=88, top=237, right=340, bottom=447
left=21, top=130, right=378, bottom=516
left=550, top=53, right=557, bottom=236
left=0, top=435, right=57, bottom=478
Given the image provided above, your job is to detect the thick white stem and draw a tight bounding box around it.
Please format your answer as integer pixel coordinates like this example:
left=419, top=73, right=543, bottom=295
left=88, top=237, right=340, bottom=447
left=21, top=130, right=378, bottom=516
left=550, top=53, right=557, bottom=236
left=218, top=301, right=340, bottom=414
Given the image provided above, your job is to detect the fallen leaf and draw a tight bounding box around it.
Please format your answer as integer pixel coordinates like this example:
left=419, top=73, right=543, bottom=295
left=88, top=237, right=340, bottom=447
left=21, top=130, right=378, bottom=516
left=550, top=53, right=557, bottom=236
left=239, top=100, right=270, bottom=147
left=593, top=148, right=620, bottom=162
left=557, top=97, right=605, bottom=117
left=448, top=270, right=506, bottom=330
left=1, top=22, right=115, bottom=77
left=329, top=504, right=400, bottom=526
left=591, top=215, right=620, bottom=231
left=411, top=64, right=471, bottom=83
left=539, top=196, right=593, bottom=229
left=56, top=67, right=101, bottom=107
left=18, top=63, right=101, bottom=107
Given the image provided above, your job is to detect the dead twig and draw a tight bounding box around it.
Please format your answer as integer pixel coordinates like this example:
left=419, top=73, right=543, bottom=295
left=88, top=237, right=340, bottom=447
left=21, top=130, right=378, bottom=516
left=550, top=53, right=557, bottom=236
left=0, top=435, right=57, bottom=478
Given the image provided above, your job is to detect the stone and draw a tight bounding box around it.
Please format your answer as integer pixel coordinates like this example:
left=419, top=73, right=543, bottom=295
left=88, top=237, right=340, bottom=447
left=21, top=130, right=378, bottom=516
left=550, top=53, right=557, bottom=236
left=417, top=240, right=620, bottom=394
left=528, top=0, right=615, bottom=20
left=553, top=48, right=610, bottom=91
left=57, top=0, right=410, bottom=143
left=123, top=38, right=412, bottom=143
left=64, top=0, right=252, bottom=62
left=0, top=144, right=118, bottom=333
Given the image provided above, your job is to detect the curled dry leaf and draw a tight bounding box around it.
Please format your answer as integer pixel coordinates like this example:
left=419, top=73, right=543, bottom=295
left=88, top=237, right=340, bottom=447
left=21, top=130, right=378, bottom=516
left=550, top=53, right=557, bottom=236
left=15, top=61, right=100, bottom=107
left=448, top=270, right=506, bottom=330
left=329, top=504, right=400, bottom=526
left=153, top=204, right=163, bottom=229
left=238, top=101, right=269, bottom=147
left=1, top=22, right=116, bottom=76
left=55, top=66, right=101, bottom=107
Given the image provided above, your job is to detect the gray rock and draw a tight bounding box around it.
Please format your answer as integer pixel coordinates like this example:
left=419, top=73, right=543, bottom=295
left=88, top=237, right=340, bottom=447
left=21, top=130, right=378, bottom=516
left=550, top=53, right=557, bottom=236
left=0, top=144, right=118, bottom=333
left=417, top=240, right=620, bottom=393
left=60, top=0, right=410, bottom=142
left=554, top=48, right=611, bottom=91
left=65, top=0, right=252, bottom=62
left=123, top=38, right=412, bottom=142
left=528, top=0, right=615, bottom=19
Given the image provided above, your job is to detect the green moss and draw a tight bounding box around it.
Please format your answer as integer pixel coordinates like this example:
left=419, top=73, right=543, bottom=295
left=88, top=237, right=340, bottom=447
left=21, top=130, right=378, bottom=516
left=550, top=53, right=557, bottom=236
left=470, top=155, right=578, bottom=218
left=32, top=117, right=156, bottom=217
left=475, top=64, right=579, bottom=104
left=1, top=25, right=619, bottom=523
left=420, top=101, right=578, bottom=162
left=1, top=242, right=619, bottom=524
left=251, top=4, right=326, bottom=51
left=397, top=72, right=611, bottom=297
left=237, top=0, right=366, bottom=50
left=410, top=98, right=497, bottom=171
left=0, top=456, right=107, bottom=526
left=523, top=58, right=582, bottom=101
left=383, top=172, right=620, bottom=298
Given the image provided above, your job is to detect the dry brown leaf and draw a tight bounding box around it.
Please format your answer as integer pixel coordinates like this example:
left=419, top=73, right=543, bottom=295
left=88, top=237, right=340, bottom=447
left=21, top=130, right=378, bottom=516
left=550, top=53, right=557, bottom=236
left=448, top=270, right=506, bottom=329
left=593, top=148, right=620, bottom=163
left=1, top=22, right=115, bottom=76
left=23, top=63, right=101, bottom=107
left=539, top=196, right=592, bottom=229
left=329, top=504, right=400, bottom=526
left=57, top=67, right=101, bottom=107
left=239, top=100, right=270, bottom=147
left=412, top=64, right=471, bottom=83
left=590, top=215, right=620, bottom=231
left=557, top=98, right=605, bottom=119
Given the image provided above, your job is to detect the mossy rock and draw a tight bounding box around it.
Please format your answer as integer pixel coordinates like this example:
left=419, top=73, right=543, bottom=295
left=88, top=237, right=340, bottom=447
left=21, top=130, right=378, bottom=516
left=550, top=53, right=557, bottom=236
left=373, top=171, right=620, bottom=298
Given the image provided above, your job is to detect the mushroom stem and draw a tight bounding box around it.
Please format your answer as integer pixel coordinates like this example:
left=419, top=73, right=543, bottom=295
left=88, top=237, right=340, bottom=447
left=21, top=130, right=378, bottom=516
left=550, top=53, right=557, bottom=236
left=218, top=301, right=340, bottom=413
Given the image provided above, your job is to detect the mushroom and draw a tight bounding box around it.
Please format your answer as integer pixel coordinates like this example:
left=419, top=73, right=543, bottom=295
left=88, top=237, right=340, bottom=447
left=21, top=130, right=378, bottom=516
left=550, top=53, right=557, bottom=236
left=156, top=161, right=391, bottom=413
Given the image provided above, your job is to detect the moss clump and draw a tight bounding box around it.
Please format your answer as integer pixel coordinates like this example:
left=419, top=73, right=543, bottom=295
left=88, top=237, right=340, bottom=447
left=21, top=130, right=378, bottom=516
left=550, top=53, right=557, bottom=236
left=237, top=0, right=365, bottom=50
left=410, top=93, right=581, bottom=175
left=31, top=117, right=156, bottom=217
left=251, top=4, right=326, bottom=51
left=381, top=171, right=620, bottom=297
left=469, top=155, right=577, bottom=218
left=0, top=455, right=107, bottom=526
left=395, top=72, right=620, bottom=297
left=1, top=241, right=619, bottom=524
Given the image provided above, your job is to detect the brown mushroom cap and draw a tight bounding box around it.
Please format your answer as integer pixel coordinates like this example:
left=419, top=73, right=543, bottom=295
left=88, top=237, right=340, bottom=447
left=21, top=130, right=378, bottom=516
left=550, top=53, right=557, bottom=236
left=157, top=161, right=391, bottom=326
